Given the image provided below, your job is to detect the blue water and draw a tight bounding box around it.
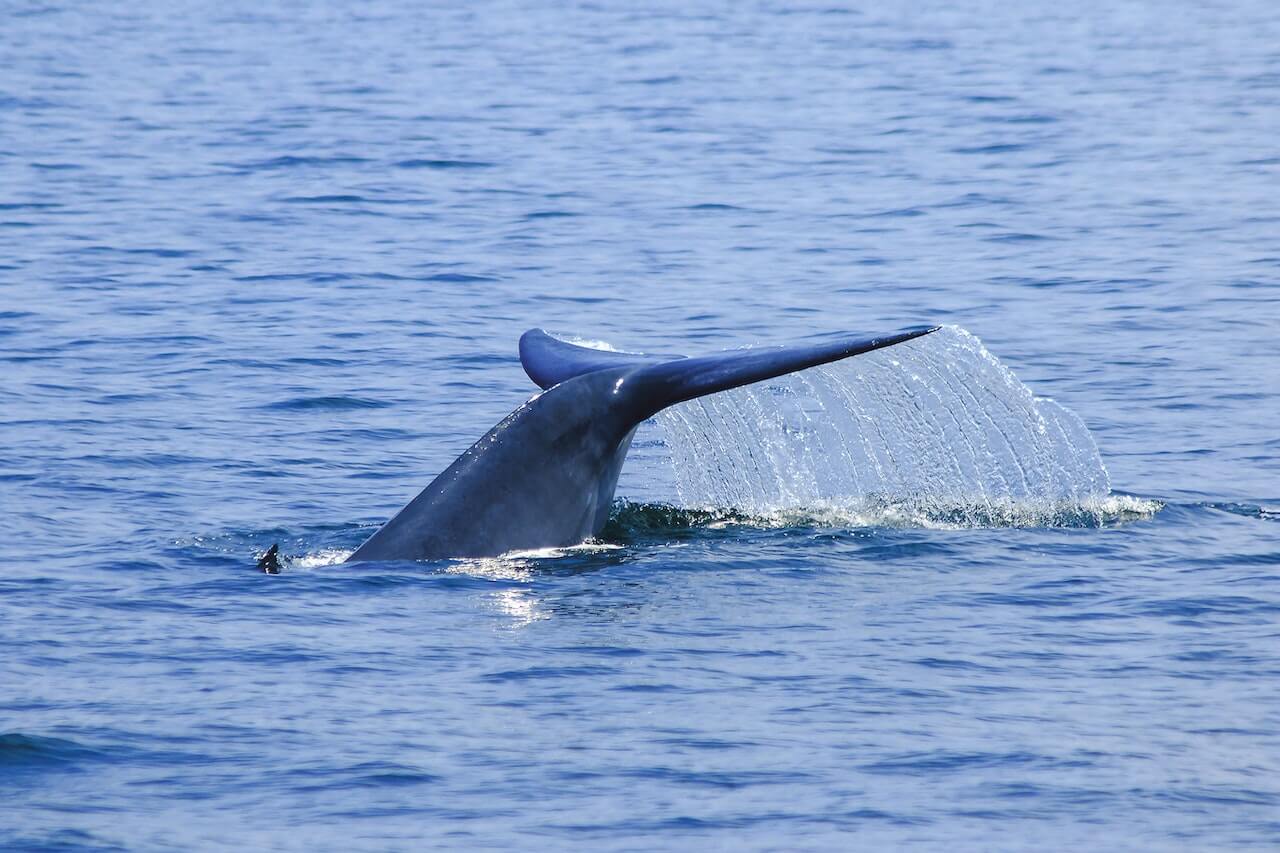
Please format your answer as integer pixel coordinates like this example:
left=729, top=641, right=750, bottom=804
left=4, top=1, right=1280, bottom=849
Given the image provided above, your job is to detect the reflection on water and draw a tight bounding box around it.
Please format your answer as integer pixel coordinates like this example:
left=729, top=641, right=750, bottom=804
left=446, top=557, right=536, bottom=582
left=489, top=587, right=548, bottom=628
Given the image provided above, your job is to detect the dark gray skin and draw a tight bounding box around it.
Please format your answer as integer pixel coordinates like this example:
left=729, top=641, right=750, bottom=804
left=345, top=326, right=937, bottom=562
left=348, top=367, right=640, bottom=560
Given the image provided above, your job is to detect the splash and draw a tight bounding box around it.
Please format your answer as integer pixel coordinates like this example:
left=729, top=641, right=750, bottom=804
left=290, top=548, right=355, bottom=568
left=652, top=326, right=1154, bottom=528
left=284, top=542, right=622, bottom=574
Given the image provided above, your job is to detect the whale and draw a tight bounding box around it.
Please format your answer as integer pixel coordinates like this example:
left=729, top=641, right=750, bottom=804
left=309, top=325, right=938, bottom=566
left=253, top=325, right=940, bottom=571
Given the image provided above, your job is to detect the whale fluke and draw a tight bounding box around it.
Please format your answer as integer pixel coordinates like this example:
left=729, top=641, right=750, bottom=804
left=346, top=325, right=937, bottom=562
left=517, top=331, right=673, bottom=389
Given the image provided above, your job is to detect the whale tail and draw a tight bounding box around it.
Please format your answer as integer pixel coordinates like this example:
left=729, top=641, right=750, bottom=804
left=518, top=326, right=939, bottom=420
left=348, top=325, right=938, bottom=562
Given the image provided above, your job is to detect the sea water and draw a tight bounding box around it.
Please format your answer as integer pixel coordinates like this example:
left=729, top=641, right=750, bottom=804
left=3, top=2, right=1279, bottom=850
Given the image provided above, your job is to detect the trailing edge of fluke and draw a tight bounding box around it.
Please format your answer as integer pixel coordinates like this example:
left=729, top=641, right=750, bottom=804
left=259, top=325, right=938, bottom=570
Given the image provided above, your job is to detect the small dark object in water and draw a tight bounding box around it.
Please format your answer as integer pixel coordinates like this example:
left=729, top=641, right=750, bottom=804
left=257, top=543, right=280, bottom=574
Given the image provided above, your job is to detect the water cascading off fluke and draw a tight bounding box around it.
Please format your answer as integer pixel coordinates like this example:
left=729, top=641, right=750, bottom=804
left=651, top=326, right=1153, bottom=528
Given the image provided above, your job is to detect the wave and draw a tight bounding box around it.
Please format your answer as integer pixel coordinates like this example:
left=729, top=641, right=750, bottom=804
left=0, top=732, right=106, bottom=769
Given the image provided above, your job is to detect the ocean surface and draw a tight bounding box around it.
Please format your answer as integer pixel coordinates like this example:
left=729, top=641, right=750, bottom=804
left=3, top=1, right=1279, bottom=849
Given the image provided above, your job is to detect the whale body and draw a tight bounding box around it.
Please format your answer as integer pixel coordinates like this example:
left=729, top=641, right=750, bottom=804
left=344, top=326, right=937, bottom=562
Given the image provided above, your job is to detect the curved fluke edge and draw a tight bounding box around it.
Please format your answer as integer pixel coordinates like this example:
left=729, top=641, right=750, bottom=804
left=616, top=325, right=938, bottom=421
left=519, top=325, right=938, bottom=406
left=518, top=329, right=677, bottom=390
left=342, top=324, right=938, bottom=563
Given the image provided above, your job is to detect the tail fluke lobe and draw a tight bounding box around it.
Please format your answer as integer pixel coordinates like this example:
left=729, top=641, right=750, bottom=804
left=618, top=326, right=940, bottom=422
left=519, top=329, right=674, bottom=390
left=518, top=326, right=939, bottom=412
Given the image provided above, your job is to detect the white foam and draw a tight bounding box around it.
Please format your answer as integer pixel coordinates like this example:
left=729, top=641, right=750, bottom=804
left=289, top=548, right=354, bottom=568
